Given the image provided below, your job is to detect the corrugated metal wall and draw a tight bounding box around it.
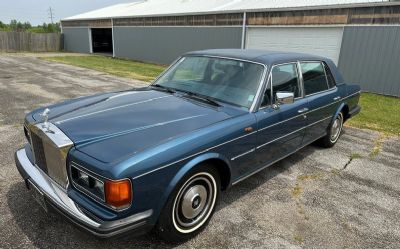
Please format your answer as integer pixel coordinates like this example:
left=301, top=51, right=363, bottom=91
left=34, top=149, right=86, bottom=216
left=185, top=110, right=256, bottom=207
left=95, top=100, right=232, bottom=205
left=113, top=27, right=242, bottom=64
left=63, top=27, right=90, bottom=53
left=338, top=26, right=400, bottom=97
left=246, top=27, right=344, bottom=64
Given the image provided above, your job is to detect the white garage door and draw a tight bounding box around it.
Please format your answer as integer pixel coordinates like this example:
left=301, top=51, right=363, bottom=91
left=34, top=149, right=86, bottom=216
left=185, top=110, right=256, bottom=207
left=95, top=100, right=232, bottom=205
left=246, top=27, right=344, bottom=64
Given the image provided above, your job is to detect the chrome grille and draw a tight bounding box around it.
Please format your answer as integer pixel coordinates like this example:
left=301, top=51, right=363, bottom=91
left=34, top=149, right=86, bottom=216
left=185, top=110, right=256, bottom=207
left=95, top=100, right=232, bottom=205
left=30, top=132, right=48, bottom=173
left=28, top=123, right=73, bottom=189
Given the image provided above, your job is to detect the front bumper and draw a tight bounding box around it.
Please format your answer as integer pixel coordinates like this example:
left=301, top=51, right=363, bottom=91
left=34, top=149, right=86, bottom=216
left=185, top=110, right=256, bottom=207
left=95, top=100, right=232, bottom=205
left=15, top=148, right=153, bottom=238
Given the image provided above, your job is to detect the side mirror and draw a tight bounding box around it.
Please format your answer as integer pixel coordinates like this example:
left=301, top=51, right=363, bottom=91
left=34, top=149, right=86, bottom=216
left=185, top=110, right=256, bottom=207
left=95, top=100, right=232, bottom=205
left=276, top=91, right=294, bottom=105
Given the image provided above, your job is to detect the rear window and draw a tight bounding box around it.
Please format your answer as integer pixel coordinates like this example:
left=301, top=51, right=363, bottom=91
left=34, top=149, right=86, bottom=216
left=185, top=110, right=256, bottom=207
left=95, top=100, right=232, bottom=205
left=324, top=63, right=337, bottom=89
left=301, top=62, right=329, bottom=95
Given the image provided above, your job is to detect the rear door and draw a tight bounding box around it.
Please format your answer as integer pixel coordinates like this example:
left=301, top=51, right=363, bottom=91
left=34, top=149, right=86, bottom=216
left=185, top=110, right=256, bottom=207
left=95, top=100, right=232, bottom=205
left=300, top=61, right=341, bottom=144
left=255, top=62, right=308, bottom=167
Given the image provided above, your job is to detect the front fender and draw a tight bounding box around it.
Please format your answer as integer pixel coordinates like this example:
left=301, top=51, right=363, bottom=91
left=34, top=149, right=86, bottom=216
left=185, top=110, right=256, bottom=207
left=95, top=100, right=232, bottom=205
left=157, top=152, right=231, bottom=211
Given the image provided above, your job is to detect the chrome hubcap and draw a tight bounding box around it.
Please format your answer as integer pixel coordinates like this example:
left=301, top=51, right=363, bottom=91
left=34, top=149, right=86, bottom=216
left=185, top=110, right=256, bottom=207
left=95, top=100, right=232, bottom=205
left=330, top=114, right=343, bottom=142
left=174, top=175, right=214, bottom=228
left=181, top=185, right=207, bottom=219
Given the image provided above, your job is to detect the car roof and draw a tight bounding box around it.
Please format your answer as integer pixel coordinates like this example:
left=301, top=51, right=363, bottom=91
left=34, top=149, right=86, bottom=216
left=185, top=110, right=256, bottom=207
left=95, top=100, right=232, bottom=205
left=184, top=49, right=328, bottom=66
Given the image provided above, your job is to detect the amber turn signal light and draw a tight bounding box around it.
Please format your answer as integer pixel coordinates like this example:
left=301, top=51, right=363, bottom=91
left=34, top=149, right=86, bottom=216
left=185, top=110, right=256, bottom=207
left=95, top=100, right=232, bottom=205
left=105, top=179, right=132, bottom=209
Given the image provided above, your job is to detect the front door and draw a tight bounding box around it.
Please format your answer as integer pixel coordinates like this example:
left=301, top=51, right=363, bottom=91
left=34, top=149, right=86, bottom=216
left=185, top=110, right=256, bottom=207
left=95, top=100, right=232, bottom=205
left=255, top=62, right=308, bottom=167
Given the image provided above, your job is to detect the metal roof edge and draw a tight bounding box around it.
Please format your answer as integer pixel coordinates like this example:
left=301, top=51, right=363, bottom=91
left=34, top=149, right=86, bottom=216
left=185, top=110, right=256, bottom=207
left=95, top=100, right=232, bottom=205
left=61, top=1, right=400, bottom=22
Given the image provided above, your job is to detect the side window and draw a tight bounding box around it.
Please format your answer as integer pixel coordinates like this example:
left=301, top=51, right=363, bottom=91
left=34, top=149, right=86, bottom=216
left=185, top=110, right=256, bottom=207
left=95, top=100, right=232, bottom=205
left=301, top=62, right=329, bottom=95
left=260, top=63, right=301, bottom=108
left=272, top=63, right=301, bottom=99
left=324, top=63, right=336, bottom=89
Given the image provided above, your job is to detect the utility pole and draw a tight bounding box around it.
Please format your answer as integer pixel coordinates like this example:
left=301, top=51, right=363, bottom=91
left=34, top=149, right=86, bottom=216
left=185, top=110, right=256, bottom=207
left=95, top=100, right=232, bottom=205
left=48, top=7, right=54, bottom=24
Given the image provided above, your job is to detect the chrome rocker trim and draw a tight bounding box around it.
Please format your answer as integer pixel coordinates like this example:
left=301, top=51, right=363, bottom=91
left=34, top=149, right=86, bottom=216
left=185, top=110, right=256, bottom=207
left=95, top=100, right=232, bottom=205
left=15, top=148, right=153, bottom=238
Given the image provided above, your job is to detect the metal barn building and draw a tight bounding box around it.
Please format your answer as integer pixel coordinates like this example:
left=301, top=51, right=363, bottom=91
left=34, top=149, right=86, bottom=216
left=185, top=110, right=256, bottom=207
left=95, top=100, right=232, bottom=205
left=61, top=0, right=400, bottom=96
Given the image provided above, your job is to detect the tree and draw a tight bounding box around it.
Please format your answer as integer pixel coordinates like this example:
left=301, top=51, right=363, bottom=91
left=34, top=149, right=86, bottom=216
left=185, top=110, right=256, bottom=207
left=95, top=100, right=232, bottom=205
left=9, top=19, right=18, bottom=30
left=23, top=22, right=32, bottom=30
left=16, top=21, right=23, bottom=31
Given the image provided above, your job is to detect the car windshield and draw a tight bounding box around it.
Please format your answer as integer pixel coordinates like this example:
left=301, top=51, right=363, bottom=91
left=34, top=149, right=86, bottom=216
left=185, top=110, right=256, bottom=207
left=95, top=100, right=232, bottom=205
left=154, top=56, right=265, bottom=109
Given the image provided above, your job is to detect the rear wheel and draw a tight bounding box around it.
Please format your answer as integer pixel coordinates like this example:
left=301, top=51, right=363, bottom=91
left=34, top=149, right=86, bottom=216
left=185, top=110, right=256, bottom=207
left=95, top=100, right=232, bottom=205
left=156, top=164, right=220, bottom=242
left=319, top=112, right=344, bottom=148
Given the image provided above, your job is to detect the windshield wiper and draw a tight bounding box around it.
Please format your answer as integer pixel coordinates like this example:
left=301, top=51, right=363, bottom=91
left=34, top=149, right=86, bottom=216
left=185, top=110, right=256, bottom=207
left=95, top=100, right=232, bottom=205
left=151, top=84, right=176, bottom=94
left=178, top=90, right=221, bottom=107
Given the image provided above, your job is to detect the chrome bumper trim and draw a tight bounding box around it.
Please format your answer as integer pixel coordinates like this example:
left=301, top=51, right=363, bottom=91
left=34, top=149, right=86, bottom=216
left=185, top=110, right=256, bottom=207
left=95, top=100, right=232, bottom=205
left=15, top=148, right=153, bottom=237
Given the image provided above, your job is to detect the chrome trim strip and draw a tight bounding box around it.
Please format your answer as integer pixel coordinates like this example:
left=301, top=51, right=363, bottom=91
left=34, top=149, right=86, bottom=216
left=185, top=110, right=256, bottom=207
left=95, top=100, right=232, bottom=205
left=297, top=61, right=305, bottom=98
left=16, top=148, right=152, bottom=236
left=258, top=91, right=360, bottom=132
left=250, top=64, right=268, bottom=113
left=76, top=114, right=207, bottom=145
left=56, top=95, right=171, bottom=124
left=305, top=86, right=338, bottom=98
left=131, top=91, right=360, bottom=180
left=232, top=135, right=326, bottom=186
left=131, top=130, right=257, bottom=180
left=231, top=148, right=255, bottom=161
left=180, top=54, right=267, bottom=68
left=107, top=91, right=139, bottom=100
left=256, top=116, right=332, bottom=149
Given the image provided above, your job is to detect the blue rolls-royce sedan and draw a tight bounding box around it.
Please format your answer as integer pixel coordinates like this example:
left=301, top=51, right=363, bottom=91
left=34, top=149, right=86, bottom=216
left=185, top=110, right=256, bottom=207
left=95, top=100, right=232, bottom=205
left=15, top=49, right=361, bottom=242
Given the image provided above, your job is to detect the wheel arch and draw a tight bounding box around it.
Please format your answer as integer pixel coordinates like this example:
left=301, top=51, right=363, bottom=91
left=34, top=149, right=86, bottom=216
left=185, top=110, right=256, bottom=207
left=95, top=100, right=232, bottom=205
left=157, top=152, right=232, bottom=214
left=333, top=102, right=349, bottom=123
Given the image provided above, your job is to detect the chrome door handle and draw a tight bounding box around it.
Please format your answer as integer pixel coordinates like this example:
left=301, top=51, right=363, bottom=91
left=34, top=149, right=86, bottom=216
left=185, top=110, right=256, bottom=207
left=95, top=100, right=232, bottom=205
left=298, top=108, right=309, bottom=114
left=333, top=96, right=342, bottom=101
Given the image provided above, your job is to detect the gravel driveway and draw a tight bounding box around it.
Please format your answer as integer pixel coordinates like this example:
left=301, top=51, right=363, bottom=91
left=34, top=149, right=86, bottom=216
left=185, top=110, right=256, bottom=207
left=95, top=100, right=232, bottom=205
left=0, top=54, right=399, bottom=249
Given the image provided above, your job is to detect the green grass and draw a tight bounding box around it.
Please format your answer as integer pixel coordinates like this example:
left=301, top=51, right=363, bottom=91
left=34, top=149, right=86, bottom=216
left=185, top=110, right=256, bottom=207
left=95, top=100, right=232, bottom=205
left=350, top=153, right=363, bottom=160
left=42, top=55, right=166, bottom=82
left=347, top=93, right=400, bottom=136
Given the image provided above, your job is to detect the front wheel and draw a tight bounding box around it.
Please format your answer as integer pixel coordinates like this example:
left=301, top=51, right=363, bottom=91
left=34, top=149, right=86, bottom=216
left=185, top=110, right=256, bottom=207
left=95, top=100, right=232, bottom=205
left=156, top=165, right=220, bottom=242
left=319, top=112, right=344, bottom=148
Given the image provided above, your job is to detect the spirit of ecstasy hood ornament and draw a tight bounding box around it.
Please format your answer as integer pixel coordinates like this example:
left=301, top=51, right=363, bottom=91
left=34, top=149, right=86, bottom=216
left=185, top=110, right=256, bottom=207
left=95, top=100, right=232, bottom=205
left=40, top=108, right=51, bottom=132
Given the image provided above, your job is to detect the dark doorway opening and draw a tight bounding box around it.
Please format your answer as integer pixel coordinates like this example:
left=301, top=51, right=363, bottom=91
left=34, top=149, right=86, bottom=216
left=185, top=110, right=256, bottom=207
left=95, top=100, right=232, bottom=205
left=91, top=28, right=113, bottom=54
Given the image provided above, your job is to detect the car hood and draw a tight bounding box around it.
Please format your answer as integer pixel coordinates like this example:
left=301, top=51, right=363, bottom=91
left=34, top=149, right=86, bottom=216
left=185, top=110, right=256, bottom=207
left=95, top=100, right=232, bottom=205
left=33, top=89, right=237, bottom=163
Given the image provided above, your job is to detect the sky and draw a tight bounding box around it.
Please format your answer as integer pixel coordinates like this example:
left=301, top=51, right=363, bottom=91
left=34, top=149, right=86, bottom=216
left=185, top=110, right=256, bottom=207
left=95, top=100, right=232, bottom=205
left=0, top=0, right=136, bottom=25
